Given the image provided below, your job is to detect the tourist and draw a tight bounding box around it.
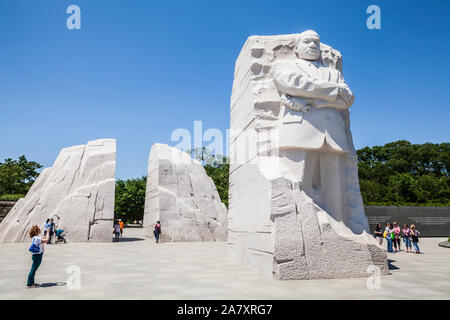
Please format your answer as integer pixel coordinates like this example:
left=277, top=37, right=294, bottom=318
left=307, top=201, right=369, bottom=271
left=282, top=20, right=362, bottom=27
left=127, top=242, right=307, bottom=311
left=393, top=221, right=401, bottom=252
left=385, top=222, right=394, bottom=253
left=118, top=219, right=124, bottom=238
left=154, top=221, right=161, bottom=243
left=402, top=224, right=412, bottom=253
left=49, top=218, right=56, bottom=244
left=374, top=223, right=383, bottom=245
left=113, top=221, right=121, bottom=242
left=410, top=225, right=421, bottom=254
left=43, top=219, right=50, bottom=237
left=27, top=225, right=50, bottom=288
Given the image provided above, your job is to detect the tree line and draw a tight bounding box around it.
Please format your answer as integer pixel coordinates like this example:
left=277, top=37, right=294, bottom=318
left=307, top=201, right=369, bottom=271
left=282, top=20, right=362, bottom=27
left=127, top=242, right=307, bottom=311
left=357, top=140, right=449, bottom=206
left=1, top=141, right=448, bottom=222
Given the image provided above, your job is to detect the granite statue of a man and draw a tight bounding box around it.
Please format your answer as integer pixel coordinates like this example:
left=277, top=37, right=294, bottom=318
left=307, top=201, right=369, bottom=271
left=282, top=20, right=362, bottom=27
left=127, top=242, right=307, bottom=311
left=271, top=30, right=361, bottom=232
left=228, top=30, right=388, bottom=280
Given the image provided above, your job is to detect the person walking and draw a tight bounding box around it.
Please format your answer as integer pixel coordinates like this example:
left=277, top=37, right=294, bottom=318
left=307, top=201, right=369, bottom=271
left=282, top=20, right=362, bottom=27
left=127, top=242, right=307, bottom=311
left=374, top=223, right=383, bottom=245
left=410, top=225, right=421, bottom=254
left=385, top=222, right=394, bottom=253
left=393, top=221, right=401, bottom=252
left=118, top=219, right=124, bottom=238
left=27, top=225, right=50, bottom=288
left=113, top=221, right=121, bottom=242
left=402, top=224, right=412, bottom=253
left=154, top=221, right=161, bottom=243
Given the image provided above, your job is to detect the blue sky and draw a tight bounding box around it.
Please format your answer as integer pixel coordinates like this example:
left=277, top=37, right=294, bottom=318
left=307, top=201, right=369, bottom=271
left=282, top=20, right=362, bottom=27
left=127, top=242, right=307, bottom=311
left=0, top=0, right=449, bottom=179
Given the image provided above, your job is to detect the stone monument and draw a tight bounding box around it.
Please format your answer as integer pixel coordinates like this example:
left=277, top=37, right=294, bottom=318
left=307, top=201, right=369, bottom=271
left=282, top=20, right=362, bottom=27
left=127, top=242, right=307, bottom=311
left=228, top=30, right=388, bottom=279
left=143, top=143, right=227, bottom=242
left=0, top=139, right=116, bottom=243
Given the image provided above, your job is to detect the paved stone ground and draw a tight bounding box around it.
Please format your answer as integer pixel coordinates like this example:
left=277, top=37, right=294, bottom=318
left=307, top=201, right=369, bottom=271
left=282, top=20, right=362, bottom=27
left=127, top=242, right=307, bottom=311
left=0, top=228, right=449, bottom=300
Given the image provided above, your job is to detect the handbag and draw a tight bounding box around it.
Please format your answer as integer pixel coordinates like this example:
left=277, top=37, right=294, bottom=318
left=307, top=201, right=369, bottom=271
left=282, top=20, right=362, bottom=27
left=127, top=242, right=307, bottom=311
left=28, top=241, right=40, bottom=254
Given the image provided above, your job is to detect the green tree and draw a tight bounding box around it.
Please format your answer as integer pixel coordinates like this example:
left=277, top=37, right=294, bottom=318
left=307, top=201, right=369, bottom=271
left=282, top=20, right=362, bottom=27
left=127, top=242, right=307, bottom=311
left=114, top=176, right=147, bottom=223
left=188, top=148, right=229, bottom=207
left=357, top=141, right=450, bottom=206
left=204, top=157, right=229, bottom=208
left=0, top=155, right=42, bottom=196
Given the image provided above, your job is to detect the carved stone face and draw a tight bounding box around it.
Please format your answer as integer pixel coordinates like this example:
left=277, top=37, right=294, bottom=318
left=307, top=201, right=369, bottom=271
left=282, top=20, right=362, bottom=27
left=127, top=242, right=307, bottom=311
left=297, top=30, right=320, bottom=61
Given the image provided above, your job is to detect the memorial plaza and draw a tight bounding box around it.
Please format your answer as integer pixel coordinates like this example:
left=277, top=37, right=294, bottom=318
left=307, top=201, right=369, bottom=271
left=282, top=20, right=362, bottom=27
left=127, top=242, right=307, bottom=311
left=0, top=2, right=449, bottom=302
left=0, top=228, right=449, bottom=300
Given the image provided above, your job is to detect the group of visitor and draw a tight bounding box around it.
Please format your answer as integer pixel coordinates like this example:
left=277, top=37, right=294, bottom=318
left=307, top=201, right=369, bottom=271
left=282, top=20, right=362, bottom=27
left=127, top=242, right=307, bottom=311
left=374, top=222, right=421, bottom=254
left=43, top=218, right=65, bottom=244
left=43, top=218, right=55, bottom=244
left=113, top=219, right=124, bottom=242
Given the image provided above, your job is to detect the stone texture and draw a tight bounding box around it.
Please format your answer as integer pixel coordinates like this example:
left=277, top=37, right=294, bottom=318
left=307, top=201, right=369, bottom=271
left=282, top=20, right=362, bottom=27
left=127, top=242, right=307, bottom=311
left=143, top=143, right=227, bottom=242
left=0, top=139, right=116, bottom=243
left=228, top=30, right=388, bottom=279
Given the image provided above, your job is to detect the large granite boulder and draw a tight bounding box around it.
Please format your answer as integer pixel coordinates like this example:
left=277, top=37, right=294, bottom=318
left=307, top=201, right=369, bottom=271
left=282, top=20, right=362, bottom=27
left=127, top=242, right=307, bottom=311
left=228, top=31, right=388, bottom=279
left=143, top=143, right=227, bottom=242
left=0, top=139, right=116, bottom=243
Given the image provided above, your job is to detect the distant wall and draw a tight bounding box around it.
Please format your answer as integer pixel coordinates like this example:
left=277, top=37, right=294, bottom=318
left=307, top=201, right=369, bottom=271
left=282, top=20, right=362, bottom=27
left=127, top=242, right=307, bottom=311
left=365, top=206, right=450, bottom=237
left=0, top=201, right=16, bottom=224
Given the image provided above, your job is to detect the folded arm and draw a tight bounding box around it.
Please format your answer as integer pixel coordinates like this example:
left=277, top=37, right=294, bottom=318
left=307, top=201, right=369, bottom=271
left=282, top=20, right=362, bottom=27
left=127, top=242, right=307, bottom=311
left=337, top=74, right=355, bottom=107
left=272, top=61, right=339, bottom=102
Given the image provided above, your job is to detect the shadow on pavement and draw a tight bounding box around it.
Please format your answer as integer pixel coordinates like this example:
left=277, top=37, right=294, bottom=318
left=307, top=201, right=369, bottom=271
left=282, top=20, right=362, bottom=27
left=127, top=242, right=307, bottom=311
left=112, top=237, right=146, bottom=243
left=40, top=282, right=66, bottom=288
left=388, top=259, right=399, bottom=270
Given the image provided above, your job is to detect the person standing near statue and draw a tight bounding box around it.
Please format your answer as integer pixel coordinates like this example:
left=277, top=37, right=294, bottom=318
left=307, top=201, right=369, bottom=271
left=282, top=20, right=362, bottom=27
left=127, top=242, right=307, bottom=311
left=113, top=220, right=121, bottom=242
left=154, top=221, right=161, bottom=243
left=402, top=224, right=412, bottom=253
left=43, top=219, right=50, bottom=237
left=374, top=223, right=383, bottom=245
left=27, top=225, right=50, bottom=288
left=384, top=222, right=394, bottom=253
left=118, top=219, right=124, bottom=238
left=410, top=225, right=421, bottom=254
left=393, top=221, right=401, bottom=252
left=48, top=218, right=55, bottom=244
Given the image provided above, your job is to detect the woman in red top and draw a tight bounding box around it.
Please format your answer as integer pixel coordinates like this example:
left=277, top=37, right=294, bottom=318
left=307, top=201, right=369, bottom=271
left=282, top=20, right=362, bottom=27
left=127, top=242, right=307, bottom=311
left=154, top=221, right=161, bottom=243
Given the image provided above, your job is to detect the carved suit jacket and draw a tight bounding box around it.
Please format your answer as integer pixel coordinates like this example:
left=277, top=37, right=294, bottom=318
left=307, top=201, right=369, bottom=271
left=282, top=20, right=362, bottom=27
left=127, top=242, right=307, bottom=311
left=272, top=58, right=354, bottom=153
